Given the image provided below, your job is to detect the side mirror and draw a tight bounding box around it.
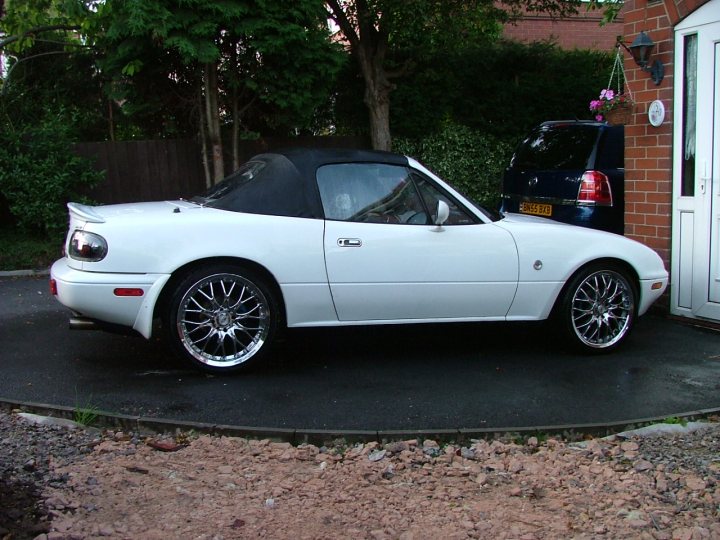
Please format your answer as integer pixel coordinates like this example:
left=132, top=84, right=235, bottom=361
left=433, top=200, right=450, bottom=231
left=435, top=200, right=450, bottom=225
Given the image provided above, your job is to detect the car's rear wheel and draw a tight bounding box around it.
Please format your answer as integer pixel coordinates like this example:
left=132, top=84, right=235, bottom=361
left=559, top=263, right=637, bottom=353
left=165, top=265, right=279, bottom=374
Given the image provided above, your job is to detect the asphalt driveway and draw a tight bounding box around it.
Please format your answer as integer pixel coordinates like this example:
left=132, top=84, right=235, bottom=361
left=1, top=275, right=719, bottom=435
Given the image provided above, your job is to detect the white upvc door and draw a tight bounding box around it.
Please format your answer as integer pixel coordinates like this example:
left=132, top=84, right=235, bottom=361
left=672, top=2, right=720, bottom=320
left=706, top=40, right=720, bottom=308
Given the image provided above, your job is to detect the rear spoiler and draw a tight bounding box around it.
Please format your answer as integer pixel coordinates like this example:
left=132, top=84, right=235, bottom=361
left=67, top=202, right=105, bottom=224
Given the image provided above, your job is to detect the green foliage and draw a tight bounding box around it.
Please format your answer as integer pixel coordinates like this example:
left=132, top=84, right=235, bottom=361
left=394, top=122, right=512, bottom=209
left=0, top=227, right=61, bottom=271
left=662, top=416, right=688, bottom=426
left=0, top=8, right=105, bottom=236
left=97, top=0, right=344, bottom=137
left=0, top=0, right=96, bottom=52
left=336, top=39, right=613, bottom=146
left=0, top=107, right=102, bottom=234
left=1, top=31, right=107, bottom=139
left=73, top=391, right=100, bottom=427
left=447, top=40, right=613, bottom=139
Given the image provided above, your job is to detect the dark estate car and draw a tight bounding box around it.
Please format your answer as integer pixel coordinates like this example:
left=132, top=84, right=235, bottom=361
left=500, top=121, right=624, bottom=235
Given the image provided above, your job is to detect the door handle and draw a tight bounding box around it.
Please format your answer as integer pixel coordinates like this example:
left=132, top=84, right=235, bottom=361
left=337, top=238, right=362, bottom=247
left=700, top=160, right=710, bottom=195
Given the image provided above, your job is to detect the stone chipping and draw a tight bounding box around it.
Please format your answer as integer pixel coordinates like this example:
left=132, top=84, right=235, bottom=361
left=1, top=411, right=718, bottom=539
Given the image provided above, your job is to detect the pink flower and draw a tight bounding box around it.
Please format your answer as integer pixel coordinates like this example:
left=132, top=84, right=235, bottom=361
left=600, top=89, right=615, bottom=101
left=595, top=114, right=604, bottom=122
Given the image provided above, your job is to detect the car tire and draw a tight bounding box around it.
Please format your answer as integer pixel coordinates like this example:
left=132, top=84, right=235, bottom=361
left=558, top=263, right=637, bottom=353
left=164, top=264, right=279, bottom=374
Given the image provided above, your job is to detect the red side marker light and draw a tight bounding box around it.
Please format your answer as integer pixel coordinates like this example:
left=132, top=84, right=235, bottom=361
left=114, top=288, right=144, bottom=297
left=50, top=279, right=58, bottom=296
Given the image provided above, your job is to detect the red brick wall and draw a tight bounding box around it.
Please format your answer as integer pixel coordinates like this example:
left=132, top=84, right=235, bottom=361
left=622, top=0, right=710, bottom=267
left=503, top=9, right=624, bottom=50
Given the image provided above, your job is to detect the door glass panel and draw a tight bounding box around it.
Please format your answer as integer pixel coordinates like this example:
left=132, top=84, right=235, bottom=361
left=414, top=175, right=475, bottom=225
left=682, top=34, right=698, bottom=197
left=317, top=163, right=426, bottom=223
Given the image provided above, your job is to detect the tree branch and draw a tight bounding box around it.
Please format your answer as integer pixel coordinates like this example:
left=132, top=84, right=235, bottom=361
left=1, top=50, right=77, bottom=95
left=325, top=0, right=359, bottom=50
left=0, top=24, right=82, bottom=50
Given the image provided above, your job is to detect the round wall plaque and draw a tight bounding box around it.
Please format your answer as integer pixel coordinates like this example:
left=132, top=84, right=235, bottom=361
left=649, top=100, right=665, bottom=127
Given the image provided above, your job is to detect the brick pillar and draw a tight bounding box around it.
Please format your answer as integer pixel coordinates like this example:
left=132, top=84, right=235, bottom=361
left=622, top=0, right=711, bottom=271
left=622, top=0, right=674, bottom=268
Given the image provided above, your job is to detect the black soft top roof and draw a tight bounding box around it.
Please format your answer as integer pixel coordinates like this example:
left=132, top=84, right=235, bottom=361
left=206, top=148, right=410, bottom=219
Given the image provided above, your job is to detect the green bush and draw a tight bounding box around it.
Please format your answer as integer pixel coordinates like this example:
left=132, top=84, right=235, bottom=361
left=0, top=108, right=102, bottom=235
left=335, top=40, right=613, bottom=145
left=0, top=227, right=61, bottom=271
left=395, top=122, right=512, bottom=209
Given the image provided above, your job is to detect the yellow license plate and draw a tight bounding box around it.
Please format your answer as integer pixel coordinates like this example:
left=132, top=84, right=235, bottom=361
left=519, top=202, right=552, bottom=217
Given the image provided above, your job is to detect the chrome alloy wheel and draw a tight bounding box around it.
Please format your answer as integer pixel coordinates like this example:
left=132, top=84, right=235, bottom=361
left=570, top=270, right=634, bottom=349
left=176, top=273, right=270, bottom=368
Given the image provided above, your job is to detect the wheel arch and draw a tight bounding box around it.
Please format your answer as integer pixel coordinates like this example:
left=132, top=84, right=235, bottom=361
left=153, top=256, right=287, bottom=326
left=550, top=257, right=640, bottom=319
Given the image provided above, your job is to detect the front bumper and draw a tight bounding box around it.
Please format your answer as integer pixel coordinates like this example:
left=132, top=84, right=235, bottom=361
left=50, top=258, right=171, bottom=338
left=638, top=276, right=669, bottom=316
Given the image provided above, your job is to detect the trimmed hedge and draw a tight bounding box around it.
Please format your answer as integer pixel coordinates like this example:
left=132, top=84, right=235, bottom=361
left=395, top=122, right=512, bottom=209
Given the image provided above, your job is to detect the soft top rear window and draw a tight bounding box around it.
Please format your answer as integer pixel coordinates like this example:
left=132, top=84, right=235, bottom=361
left=195, top=161, right=266, bottom=205
left=193, top=154, right=319, bottom=218
left=510, top=125, right=599, bottom=170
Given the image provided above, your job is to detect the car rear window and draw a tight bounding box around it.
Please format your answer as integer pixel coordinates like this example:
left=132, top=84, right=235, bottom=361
left=510, top=125, right=599, bottom=170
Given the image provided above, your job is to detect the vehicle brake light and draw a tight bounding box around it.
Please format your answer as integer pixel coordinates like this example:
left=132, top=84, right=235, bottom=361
left=50, top=279, right=58, bottom=296
left=577, top=171, right=613, bottom=206
left=68, top=230, right=108, bottom=262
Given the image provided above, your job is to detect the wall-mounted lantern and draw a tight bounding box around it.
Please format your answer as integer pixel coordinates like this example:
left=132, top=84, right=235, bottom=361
left=623, top=31, right=664, bottom=85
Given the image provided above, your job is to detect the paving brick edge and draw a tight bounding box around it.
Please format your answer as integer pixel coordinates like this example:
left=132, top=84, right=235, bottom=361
left=2, top=397, right=719, bottom=446
left=0, top=268, right=51, bottom=277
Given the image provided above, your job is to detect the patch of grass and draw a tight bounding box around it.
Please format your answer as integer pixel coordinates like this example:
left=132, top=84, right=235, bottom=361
left=74, top=405, right=100, bottom=427
left=73, top=392, right=100, bottom=427
left=0, top=226, right=63, bottom=271
left=661, top=416, right=688, bottom=426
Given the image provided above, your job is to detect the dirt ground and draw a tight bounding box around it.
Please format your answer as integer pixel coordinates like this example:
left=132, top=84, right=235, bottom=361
left=35, top=423, right=719, bottom=540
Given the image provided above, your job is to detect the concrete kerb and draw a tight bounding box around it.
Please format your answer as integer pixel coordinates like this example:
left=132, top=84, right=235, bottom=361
left=3, top=397, right=720, bottom=446
left=0, top=268, right=50, bottom=278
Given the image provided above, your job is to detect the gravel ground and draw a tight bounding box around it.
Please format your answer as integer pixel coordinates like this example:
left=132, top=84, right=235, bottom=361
left=0, top=410, right=718, bottom=539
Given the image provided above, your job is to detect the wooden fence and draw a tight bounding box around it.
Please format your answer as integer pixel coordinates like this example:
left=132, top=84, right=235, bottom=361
left=74, top=135, right=369, bottom=205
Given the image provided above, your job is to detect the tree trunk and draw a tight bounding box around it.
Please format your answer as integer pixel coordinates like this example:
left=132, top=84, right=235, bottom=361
left=231, top=86, right=240, bottom=171
left=107, top=99, right=115, bottom=142
left=198, top=81, right=212, bottom=189
left=366, top=87, right=391, bottom=151
left=356, top=37, right=393, bottom=151
left=203, top=62, right=224, bottom=183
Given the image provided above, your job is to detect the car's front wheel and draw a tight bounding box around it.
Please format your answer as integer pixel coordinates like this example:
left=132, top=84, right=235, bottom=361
left=559, top=263, right=637, bottom=353
left=165, top=265, right=279, bottom=374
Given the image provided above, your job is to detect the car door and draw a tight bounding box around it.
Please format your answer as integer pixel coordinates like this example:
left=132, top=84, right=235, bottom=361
left=318, top=162, right=519, bottom=322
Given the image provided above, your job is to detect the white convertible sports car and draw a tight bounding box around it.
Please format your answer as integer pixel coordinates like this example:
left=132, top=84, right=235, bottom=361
left=51, top=148, right=668, bottom=374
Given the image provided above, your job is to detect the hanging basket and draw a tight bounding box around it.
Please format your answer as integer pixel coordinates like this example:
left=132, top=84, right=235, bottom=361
left=591, top=45, right=635, bottom=125
left=604, top=101, right=634, bottom=125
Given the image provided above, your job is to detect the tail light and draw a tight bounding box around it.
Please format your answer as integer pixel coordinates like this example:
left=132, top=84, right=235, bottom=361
left=68, top=230, right=108, bottom=262
left=577, top=171, right=613, bottom=206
